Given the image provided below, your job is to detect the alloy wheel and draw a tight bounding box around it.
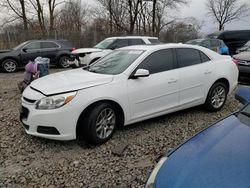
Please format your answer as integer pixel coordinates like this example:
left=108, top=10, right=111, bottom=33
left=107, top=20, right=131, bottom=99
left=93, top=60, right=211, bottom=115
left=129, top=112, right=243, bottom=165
left=95, top=108, right=116, bottom=139
left=3, top=60, right=17, bottom=72
left=211, top=85, right=226, bottom=109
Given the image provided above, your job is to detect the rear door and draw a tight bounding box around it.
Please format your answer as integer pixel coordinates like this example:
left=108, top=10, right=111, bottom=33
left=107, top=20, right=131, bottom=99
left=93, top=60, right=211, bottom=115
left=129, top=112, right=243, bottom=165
left=20, top=41, right=42, bottom=64
left=176, top=48, right=215, bottom=107
left=40, top=41, right=60, bottom=62
left=127, top=49, right=180, bottom=120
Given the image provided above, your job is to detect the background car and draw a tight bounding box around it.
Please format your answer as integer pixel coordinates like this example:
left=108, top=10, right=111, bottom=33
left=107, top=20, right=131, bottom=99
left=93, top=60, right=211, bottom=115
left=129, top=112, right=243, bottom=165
left=0, top=39, right=75, bottom=73
left=69, top=36, right=160, bottom=67
left=145, top=85, right=250, bottom=188
left=217, top=30, right=250, bottom=55
left=233, top=49, right=250, bottom=80
left=236, top=40, right=250, bottom=54
left=20, top=44, right=238, bottom=145
left=186, top=38, right=229, bottom=55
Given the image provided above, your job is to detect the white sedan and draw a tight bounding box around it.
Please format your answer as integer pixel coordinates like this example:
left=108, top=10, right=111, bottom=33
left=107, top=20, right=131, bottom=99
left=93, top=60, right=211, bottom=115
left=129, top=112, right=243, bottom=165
left=20, top=44, right=238, bottom=145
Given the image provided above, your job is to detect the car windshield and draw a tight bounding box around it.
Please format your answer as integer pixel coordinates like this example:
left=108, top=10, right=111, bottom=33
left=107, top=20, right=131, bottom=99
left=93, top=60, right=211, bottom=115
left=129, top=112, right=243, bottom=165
left=88, top=50, right=144, bottom=75
left=238, top=104, right=250, bottom=126
left=13, top=41, right=29, bottom=50
left=94, top=39, right=116, bottom=49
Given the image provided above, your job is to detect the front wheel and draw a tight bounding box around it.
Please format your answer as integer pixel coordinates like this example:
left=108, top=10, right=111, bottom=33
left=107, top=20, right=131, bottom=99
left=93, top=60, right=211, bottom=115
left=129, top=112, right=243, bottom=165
left=2, top=59, right=18, bottom=73
left=78, top=103, right=118, bottom=145
left=205, top=82, right=228, bottom=111
left=58, top=56, right=70, bottom=68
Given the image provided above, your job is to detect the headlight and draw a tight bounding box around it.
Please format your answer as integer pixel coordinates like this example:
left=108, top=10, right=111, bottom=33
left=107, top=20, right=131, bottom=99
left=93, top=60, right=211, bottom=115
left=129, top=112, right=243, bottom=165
left=36, top=92, right=77, bottom=110
left=145, top=157, right=167, bottom=188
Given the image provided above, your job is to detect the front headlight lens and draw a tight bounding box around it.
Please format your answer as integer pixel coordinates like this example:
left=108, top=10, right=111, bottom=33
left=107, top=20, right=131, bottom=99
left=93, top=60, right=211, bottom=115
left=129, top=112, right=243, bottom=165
left=36, top=92, right=77, bottom=110
left=145, top=157, right=167, bottom=188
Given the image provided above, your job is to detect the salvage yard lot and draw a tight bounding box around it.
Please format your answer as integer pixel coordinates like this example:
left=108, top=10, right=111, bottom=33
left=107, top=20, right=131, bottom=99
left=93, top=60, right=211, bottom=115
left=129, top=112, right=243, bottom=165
left=0, top=69, right=239, bottom=187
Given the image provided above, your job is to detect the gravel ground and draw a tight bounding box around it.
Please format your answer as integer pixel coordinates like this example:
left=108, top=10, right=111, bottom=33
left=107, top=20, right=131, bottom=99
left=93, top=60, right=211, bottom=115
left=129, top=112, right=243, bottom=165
left=0, top=69, right=240, bottom=188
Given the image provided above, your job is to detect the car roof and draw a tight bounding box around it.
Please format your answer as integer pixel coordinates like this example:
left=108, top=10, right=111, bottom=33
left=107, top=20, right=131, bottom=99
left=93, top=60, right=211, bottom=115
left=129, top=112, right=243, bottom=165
left=105, top=36, right=158, bottom=40
left=119, top=43, right=224, bottom=60
left=120, top=43, right=208, bottom=51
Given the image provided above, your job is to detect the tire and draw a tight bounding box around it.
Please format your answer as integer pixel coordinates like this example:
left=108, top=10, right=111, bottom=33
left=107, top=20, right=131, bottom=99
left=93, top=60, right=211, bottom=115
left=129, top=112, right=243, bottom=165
left=1, top=59, right=18, bottom=73
left=205, top=82, right=228, bottom=112
left=58, top=56, right=70, bottom=68
left=78, top=102, right=118, bottom=145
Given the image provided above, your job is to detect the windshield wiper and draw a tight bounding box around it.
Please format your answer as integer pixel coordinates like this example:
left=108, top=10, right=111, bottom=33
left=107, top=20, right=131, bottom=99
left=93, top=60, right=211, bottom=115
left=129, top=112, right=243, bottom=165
left=240, top=111, right=250, bottom=117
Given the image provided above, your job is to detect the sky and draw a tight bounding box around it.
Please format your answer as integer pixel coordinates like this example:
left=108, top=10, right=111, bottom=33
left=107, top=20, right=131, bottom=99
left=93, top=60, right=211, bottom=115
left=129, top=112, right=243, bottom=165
left=178, top=0, right=250, bottom=34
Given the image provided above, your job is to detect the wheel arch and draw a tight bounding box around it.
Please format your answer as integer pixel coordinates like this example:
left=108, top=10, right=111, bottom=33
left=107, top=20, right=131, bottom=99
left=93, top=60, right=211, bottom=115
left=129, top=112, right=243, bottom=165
left=76, top=99, right=125, bottom=140
left=206, top=77, right=230, bottom=101
left=1, top=56, right=20, bottom=65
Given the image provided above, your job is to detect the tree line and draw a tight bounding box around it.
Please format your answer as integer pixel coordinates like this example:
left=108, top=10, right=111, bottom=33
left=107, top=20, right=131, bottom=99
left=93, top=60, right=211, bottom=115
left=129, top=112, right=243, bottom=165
left=0, top=0, right=249, bottom=49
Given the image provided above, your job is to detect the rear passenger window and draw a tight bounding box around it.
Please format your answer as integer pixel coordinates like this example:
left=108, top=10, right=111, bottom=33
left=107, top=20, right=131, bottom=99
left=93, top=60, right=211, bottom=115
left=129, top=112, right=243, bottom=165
left=200, top=52, right=210, bottom=62
left=41, top=42, right=59, bottom=49
left=128, top=39, right=145, bottom=45
left=137, top=49, right=175, bottom=74
left=115, top=39, right=129, bottom=48
left=177, top=48, right=202, bottom=67
left=148, top=39, right=161, bottom=44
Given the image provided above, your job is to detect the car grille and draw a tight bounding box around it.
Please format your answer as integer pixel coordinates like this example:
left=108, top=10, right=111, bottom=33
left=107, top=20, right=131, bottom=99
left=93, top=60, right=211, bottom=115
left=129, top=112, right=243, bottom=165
left=23, top=97, right=37, bottom=104
left=238, top=60, right=250, bottom=66
left=20, top=106, right=29, bottom=120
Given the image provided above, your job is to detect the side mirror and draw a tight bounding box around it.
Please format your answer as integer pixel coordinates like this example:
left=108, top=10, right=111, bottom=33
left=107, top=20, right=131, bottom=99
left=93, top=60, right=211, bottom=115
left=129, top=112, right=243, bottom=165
left=23, top=48, right=28, bottom=52
left=235, top=85, right=250, bottom=104
left=130, top=69, right=150, bottom=79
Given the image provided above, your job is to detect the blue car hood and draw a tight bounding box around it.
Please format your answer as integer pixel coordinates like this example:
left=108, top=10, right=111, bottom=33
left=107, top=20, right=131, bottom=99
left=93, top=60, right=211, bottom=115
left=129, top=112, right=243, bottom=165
left=155, top=115, right=250, bottom=188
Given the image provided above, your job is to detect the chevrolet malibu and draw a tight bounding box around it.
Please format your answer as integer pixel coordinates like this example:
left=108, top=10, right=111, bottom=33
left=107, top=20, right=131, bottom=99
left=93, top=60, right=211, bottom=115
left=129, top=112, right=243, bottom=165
left=145, top=86, right=250, bottom=188
left=20, top=44, right=238, bottom=145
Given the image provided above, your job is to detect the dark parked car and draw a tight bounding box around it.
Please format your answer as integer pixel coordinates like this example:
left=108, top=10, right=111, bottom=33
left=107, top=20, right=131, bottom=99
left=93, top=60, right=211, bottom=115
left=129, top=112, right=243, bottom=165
left=236, top=40, right=250, bottom=54
left=145, top=85, right=250, bottom=188
left=217, top=30, right=250, bottom=55
left=0, top=39, right=75, bottom=73
left=233, top=49, right=250, bottom=79
left=186, top=38, right=229, bottom=55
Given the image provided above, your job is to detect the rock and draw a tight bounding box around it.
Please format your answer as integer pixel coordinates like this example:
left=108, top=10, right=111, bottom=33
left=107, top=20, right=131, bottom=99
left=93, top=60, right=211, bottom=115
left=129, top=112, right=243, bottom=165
left=112, top=143, right=129, bottom=157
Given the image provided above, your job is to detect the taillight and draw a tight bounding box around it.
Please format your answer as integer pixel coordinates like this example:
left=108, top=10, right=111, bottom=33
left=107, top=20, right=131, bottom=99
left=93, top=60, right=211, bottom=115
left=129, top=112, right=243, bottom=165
left=232, top=58, right=239, bottom=65
left=70, top=48, right=76, bottom=52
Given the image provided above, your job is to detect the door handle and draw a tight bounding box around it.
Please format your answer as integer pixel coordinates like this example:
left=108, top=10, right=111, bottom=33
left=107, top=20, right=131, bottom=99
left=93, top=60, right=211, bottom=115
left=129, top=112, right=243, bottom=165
left=204, top=70, right=212, bottom=74
left=168, top=78, right=178, bottom=84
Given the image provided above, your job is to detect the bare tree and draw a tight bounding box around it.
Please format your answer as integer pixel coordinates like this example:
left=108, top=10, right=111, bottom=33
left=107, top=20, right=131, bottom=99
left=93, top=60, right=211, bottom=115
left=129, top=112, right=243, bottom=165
left=29, top=0, right=46, bottom=35
left=1, top=0, right=29, bottom=34
left=207, top=0, right=250, bottom=31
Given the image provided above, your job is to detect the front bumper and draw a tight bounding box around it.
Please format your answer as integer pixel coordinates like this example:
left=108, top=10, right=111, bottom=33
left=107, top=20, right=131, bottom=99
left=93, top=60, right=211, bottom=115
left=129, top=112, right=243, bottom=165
left=20, top=98, right=78, bottom=141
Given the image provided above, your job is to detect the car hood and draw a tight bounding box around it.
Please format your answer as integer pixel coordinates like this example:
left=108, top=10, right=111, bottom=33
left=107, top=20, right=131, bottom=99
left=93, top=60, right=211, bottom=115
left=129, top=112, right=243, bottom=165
left=0, top=49, right=12, bottom=53
left=155, top=115, right=250, bottom=188
left=72, top=48, right=103, bottom=54
left=30, top=68, right=114, bottom=95
left=233, top=51, right=250, bottom=61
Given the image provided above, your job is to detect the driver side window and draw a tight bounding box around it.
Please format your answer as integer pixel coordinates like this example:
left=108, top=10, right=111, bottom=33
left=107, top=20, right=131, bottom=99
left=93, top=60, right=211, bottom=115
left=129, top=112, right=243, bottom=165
left=24, top=42, right=41, bottom=50
left=136, top=49, right=176, bottom=74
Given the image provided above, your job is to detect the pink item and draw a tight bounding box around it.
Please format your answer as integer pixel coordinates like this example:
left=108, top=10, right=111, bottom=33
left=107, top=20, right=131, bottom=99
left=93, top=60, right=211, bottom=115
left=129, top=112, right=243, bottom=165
left=25, top=61, right=37, bottom=74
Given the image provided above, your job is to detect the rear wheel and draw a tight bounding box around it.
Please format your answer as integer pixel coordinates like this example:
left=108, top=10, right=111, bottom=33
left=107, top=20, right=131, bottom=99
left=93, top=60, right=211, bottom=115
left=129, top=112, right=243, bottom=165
left=58, top=56, right=70, bottom=68
left=2, top=59, right=18, bottom=73
left=78, top=102, right=118, bottom=145
left=205, top=82, right=228, bottom=111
